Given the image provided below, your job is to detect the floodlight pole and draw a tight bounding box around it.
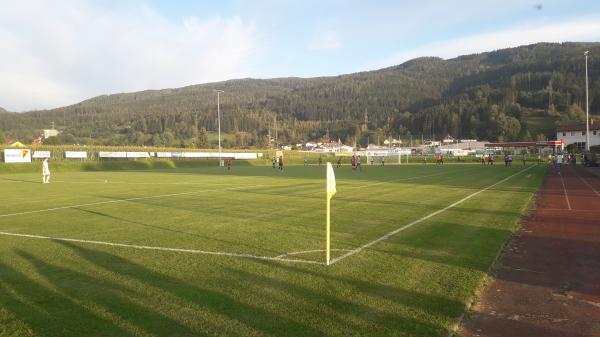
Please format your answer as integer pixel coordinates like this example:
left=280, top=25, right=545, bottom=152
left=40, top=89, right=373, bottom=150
left=216, top=90, right=224, bottom=166
left=585, top=51, right=590, bottom=151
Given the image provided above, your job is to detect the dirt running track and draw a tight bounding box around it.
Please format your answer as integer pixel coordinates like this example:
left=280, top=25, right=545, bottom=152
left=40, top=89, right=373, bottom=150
left=461, top=165, right=600, bottom=337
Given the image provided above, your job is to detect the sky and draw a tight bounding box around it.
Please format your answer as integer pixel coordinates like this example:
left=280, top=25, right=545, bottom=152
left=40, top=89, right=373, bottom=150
left=1, top=0, right=600, bottom=112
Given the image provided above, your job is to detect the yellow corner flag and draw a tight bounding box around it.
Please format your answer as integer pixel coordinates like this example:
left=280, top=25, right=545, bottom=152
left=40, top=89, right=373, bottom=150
left=326, top=162, right=336, bottom=265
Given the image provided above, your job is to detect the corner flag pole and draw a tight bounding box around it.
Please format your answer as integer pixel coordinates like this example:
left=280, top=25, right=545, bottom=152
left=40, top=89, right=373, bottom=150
left=326, top=162, right=336, bottom=266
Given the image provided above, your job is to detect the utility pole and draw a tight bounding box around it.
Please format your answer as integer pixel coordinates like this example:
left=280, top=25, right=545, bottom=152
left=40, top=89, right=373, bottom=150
left=274, top=116, right=278, bottom=148
left=585, top=51, right=590, bottom=151
left=215, top=90, right=224, bottom=166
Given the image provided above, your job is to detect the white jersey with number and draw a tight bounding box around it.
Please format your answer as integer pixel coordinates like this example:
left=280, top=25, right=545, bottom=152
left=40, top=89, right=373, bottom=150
left=42, top=161, right=50, bottom=175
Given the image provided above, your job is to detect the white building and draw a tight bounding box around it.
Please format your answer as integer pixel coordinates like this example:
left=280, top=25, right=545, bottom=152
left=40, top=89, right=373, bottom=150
left=43, top=129, right=59, bottom=139
left=442, top=135, right=455, bottom=144
left=438, top=140, right=488, bottom=156
left=383, top=138, right=402, bottom=147
left=557, top=121, right=600, bottom=149
left=304, top=142, right=318, bottom=150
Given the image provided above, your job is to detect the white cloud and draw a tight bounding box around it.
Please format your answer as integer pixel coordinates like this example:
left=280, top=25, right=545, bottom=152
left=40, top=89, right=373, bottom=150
left=0, top=0, right=259, bottom=111
left=373, top=17, right=600, bottom=68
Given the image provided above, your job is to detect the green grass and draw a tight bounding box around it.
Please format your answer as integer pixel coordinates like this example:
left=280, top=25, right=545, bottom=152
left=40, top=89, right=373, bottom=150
left=0, top=164, right=546, bottom=337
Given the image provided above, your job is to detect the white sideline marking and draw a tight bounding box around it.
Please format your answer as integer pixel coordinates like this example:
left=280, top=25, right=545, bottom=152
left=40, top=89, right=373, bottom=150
left=559, top=172, right=572, bottom=210
left=0, top=231, right=324, bottom=265
left=51, top=180, right=243, bottom=186
left=329, top=165, right=537, bottom=265
left=0, top=184, right=265, bottom=218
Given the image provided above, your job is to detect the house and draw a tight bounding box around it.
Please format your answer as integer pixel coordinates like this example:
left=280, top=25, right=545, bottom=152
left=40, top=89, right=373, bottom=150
left=43, top=129, right=59, bottom=139
left=442, top=135, right=455, bottom=144
left=383, top=138, right=402, bottom=147
left=316, top=140, right=354, bottom=153
left=304, top=142, right=318, bottom=150
left=423, top=140, right=441, bottom=147
left=556, top=120, right=600, bottom=149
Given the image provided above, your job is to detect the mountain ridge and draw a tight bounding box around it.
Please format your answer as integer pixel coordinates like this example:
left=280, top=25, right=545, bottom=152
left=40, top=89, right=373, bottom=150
left=0, top=42, right=598, bottom=147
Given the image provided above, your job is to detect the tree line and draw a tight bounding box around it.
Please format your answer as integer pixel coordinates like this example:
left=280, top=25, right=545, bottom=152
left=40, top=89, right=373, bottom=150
left=0, top=42, right=598, bottom=147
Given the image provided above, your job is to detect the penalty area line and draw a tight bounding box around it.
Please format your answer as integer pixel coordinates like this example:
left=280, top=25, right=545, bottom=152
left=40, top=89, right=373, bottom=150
left=329, top=165, right=537, bottom=265
left=0, top=231, right=324, bottom=265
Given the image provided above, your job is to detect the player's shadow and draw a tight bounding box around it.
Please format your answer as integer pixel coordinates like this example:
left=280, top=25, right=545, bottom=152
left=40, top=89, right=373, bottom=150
left=72, top=207, right=280, bottom=255
left=223, top=266, right=453, bottom=336
left=14, top=249, right=202, bottom=336
left=56, top=241, right=324, bottom=337
left=252, top=259, right=465, bottom=334
left=0, top=258, right=137, bottom=337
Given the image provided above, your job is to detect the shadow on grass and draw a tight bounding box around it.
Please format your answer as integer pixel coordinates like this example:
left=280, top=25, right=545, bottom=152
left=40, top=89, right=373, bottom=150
left=15, top=249, right=202, bottom=337
left=73, top=207, right=280, bottom=255
left=224, top=266, right=451, bottom=336
left=56, top=241, right=325, bottom=337
left=0, top=260, right=136, bottom=337
left=366, top=222, right=514, bottom=273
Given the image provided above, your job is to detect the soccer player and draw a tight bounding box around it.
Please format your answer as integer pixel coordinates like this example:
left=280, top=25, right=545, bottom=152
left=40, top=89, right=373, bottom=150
left=227, top=158, right=232, bottom=171
left=272, top=157, right=276, bottom=169
left=381, top=156, right=385, bottom=167
left=556, top=153, right=563, bottom=170
left=336, top=157, right=342, bottom=168
left=278, top=156, right=284, bottom=170
left=42, top=158, right=51, bottom=183
left=356, top=155, right=362, bottom=171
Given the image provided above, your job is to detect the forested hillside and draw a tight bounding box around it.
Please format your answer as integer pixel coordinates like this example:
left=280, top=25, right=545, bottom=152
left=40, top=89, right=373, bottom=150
left=1, top=42, right=599, bottom=148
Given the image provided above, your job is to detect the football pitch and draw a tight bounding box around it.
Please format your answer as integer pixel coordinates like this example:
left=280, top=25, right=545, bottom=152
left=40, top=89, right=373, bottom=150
left=0, top=163, right=545, bottom=337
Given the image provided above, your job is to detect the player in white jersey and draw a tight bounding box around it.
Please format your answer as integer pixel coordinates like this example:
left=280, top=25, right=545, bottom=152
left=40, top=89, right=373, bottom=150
left=42, top=158, right=51, bottom=184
